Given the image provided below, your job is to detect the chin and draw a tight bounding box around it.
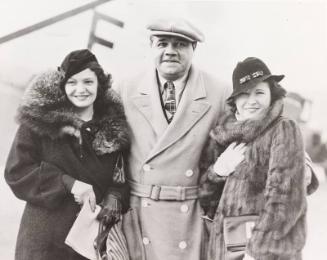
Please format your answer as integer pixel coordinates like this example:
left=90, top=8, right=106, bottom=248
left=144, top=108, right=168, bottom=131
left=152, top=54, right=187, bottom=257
left=72, top=101, right=93, bottom=108
left=246, top=112, right=264, bottom=120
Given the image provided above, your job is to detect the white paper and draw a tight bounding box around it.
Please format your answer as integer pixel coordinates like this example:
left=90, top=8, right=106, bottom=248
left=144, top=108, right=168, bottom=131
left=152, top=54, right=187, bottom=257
left=65, top=203, right=101, bottom=260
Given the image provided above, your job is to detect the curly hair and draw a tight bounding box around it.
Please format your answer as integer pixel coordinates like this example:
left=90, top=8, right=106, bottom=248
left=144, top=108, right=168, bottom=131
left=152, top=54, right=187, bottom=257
left=60, top=61, right=112, bottom=116
left=86, top=62, right=112, bottom=115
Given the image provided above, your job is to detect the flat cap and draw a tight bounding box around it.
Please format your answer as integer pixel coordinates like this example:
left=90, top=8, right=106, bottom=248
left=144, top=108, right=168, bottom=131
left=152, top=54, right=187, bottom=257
left=147, top=17, right=205, bottom=43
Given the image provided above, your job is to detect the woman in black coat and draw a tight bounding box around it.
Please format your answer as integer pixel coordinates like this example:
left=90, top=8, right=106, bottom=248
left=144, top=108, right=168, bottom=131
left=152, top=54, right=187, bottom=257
left=5, top=49, right=130, bottom=260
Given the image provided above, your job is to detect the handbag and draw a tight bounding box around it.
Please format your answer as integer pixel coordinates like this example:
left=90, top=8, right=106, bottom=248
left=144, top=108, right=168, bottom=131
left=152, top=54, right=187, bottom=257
left=223, top=215, right=258, bottom=260
left=94, top=218, right=130, bottom=260
left=112, top=153, right=126, bottom=184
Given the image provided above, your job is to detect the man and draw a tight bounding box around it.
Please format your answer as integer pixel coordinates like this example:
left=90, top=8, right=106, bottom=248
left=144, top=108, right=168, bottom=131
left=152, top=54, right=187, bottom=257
left=116, top=17, right=231, bottom=260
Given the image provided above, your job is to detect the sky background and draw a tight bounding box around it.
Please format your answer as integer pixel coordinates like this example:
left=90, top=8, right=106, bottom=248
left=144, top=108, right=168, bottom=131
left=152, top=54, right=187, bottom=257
left=0, top=0, right=326, bottom=137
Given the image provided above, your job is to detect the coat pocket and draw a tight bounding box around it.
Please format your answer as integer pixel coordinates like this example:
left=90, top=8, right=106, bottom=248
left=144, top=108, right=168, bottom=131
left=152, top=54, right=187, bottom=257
left=122, top=208, right=146, bottom=260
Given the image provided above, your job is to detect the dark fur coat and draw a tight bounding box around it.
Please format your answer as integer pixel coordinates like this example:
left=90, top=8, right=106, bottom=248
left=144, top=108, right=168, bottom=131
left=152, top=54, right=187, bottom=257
left=5, top=70, right=130, bottom=260
left=200, top=100, right=307, bottom=260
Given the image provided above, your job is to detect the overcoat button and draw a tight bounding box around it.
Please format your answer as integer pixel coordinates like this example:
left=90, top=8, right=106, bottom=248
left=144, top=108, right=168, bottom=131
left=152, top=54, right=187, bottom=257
left=85, top=127, right=91, bottom=132
left=143, top=164, right=151, bottom=172
left=180, top=204, right=189, bottom=213
left=179, top=241, right=187, bottom=249
left=185, top=169, right=193, bottom=177
left=143, top=237, right=150, bottom=245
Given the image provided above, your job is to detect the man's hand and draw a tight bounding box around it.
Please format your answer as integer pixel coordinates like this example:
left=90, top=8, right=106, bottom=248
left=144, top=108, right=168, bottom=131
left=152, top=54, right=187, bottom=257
left=71, top=180, right=96, bottom=212
left=213, top=142, right=246, bottom=177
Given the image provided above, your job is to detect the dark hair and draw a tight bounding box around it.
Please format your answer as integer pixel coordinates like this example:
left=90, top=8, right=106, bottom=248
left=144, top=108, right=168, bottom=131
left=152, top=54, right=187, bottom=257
left=228, top=79, right=287, bottom=113
left=61, top=61, right=112, bottom=115
left=86, top=62, right=112, bottom=116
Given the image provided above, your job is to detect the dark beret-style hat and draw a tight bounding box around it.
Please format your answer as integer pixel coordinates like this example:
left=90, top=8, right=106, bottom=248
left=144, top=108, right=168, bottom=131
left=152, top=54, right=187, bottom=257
left=147, top=17, right=205, bottom=43
left=59, top=49, right=99, bottom=84
left=227, top=57, right=285, bottom=104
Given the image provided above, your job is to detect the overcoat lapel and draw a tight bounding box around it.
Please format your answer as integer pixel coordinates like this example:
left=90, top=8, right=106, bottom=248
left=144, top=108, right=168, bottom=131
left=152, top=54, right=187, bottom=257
left=146, top=67, right=211, bottom=162
left=131, top=69, right=168, bottom=138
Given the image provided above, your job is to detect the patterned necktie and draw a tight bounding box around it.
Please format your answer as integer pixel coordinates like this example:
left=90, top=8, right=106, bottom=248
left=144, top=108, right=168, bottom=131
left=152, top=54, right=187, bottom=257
left=164, top=81, right=176, bottom=123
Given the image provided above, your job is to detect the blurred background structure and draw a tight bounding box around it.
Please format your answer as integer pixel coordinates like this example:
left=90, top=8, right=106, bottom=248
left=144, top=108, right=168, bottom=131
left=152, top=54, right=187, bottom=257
left=0, top=0, right=327, bottom=259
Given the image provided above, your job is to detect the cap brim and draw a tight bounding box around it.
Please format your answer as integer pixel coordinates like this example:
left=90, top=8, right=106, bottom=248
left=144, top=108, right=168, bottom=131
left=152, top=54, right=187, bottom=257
left=149, top=30, right=197, bottom=42
left=226, top=74, right=285, bottom=105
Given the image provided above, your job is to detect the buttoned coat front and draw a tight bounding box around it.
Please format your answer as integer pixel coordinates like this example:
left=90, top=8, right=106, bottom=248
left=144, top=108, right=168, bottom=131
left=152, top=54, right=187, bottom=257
left=117, top=66, right=230, bottom=260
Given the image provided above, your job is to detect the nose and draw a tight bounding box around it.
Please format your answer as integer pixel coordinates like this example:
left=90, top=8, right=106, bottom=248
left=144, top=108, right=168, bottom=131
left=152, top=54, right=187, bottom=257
left=164, top=43, right=177, bottom=56
left=75, top=82, right=87, bottom=93
left=246, top=93, right=257, bottom=104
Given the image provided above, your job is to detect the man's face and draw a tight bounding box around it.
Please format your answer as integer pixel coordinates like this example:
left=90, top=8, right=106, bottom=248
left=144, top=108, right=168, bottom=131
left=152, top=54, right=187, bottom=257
left=151, top=36, right=195, bottom=81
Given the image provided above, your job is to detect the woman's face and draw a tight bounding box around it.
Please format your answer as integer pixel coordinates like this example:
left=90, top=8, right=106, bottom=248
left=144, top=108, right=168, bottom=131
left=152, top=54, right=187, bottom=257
left=65, top=68, right=98, bottom=110
left=235, top=82, right=271, bottom=120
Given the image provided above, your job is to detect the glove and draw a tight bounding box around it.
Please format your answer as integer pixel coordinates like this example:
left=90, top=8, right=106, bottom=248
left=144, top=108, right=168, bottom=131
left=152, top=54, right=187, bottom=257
left=213, top=142, right=246, bottom=177
left=97, top=194, right=122, bottom=225
left=71, top=180, right=96, bottom=212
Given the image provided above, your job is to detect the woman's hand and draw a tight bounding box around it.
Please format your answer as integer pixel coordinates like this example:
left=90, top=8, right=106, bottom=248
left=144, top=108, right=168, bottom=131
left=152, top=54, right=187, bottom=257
left=243, top=253, right=255, bottom=260
left=97, top=194, right=122, bottom=225
left=213, top=142, right=246, bottom=177
left=71, top=180, right=96, bottom=212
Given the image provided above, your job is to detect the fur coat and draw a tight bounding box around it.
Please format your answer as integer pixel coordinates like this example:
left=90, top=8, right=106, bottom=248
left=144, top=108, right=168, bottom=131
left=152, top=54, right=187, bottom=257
left=200, top=100, right=307, bottom=260
left=5, top=70, right=130, bottom=260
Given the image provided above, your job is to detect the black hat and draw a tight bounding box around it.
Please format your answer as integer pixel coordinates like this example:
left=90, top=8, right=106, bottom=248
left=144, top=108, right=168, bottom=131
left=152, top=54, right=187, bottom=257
left=59, top=49, right=98, bottom=84
left=227, top=57, right=284, bottom=104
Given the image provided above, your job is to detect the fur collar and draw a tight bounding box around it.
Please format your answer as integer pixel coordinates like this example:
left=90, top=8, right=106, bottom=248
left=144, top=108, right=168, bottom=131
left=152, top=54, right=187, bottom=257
left=17, top=70, right=129, bottom=155
left=210, top=99, right=284, bottom=145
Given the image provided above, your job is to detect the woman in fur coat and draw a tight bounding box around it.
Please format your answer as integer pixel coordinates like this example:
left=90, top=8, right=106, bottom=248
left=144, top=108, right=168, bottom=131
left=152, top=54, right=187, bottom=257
left=4, top=49, right=130, bottom=260
left=201, top=57, right=308, bottom=260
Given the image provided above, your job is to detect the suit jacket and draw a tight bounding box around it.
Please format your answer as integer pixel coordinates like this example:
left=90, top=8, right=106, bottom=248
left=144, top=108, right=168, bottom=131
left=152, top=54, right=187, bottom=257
left=117, top=66, right=230, bottom=260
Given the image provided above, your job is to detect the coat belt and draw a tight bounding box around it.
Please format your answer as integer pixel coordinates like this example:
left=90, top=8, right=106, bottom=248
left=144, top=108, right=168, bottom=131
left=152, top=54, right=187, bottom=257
left=127, top=180, right=199, bottom=201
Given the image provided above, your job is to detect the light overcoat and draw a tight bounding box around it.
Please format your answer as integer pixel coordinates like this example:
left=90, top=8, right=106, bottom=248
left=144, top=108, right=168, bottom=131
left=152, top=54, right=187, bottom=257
left=117, top=66, right=230, bottom=260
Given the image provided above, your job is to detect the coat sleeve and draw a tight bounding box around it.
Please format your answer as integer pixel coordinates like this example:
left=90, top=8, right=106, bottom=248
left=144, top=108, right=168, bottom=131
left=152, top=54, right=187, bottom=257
left=247, top=119, right=307, bottom=258
left=305, top=152, right=319, bottom=195
left=5, top=125, right=69, bottom=209
left=199, top=135, right=226, bottom=218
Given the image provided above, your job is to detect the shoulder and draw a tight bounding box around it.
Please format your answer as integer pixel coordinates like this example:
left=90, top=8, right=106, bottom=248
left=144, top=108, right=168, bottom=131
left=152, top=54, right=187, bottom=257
left=20, top=69, right=65, bottom=109
left=195, top=68, right=232, bottom=114
left=113, top=69, right=150, bottom=90
left=269, top=116, right=304, bottom=150
left=272, top=116, right=302, bottom=136
left=11, top=124, right=43, bottom=148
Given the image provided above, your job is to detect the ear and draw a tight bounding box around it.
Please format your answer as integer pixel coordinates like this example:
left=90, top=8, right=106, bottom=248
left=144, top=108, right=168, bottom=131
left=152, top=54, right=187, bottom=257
left=191, top=42, right=197, bottom=50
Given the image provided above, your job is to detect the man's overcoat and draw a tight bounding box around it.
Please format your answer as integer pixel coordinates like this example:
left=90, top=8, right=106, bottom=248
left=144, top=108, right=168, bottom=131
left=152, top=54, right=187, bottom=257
left=117, top=66, right=230, bottom=260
